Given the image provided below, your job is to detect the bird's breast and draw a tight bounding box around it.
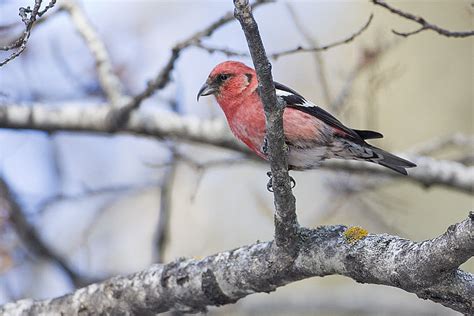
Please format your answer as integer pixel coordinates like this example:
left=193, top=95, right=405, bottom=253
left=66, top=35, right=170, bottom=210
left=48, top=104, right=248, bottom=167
left=228, top=105, right=266, bottom=157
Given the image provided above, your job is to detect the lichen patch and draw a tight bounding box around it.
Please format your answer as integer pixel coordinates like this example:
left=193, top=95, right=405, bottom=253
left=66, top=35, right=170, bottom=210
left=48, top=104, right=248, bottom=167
left=344, top=226, right=368, bottom=243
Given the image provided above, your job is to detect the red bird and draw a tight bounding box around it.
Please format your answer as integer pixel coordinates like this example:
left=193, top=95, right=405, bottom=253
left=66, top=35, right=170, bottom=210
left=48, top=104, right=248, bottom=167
left=197, top=61, right=415, bottom=178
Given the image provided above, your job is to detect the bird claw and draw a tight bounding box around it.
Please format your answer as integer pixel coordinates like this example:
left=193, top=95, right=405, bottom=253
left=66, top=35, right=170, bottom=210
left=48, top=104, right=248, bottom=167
left=266, top=171, right=296, bottom=192
left=261, top=137, right=269, bottom=156
left=266, top=171, right=273, bottom=192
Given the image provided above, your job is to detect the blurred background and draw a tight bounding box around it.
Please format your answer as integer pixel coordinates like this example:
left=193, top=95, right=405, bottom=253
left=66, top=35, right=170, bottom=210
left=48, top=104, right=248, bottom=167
left=0, top=0, right=472, bottom=315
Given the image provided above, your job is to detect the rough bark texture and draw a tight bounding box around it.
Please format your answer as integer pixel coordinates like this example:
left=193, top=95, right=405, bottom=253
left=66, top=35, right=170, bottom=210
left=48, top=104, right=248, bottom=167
left=1, top=215, right=472, bottom=315
left=234, top=0, right=299, bottom=253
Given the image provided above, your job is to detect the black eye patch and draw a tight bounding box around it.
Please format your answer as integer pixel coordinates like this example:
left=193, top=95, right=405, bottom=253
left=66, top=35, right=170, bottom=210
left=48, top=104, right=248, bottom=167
left=216, top=73, right=231, bottom=83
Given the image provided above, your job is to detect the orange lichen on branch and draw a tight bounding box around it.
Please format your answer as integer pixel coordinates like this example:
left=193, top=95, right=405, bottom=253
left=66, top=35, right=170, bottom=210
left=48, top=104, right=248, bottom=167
left=344, top=226, right=368, bottom=243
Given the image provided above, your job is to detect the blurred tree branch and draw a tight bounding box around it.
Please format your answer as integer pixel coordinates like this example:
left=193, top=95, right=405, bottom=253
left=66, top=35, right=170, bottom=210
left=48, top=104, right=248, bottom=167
left=285, top=3, right=332, bottom=106
left=60, top=0, right=125, bottom=108
left=0, top=177, right=93, bottom=288
left=1, top=214, right=472, bottom=314
left=0, top=102, right=472, bottom=194
left=372, top=0, right=474, bottom=38
left=408, top=133, right=474, bottom=156
left=108, top=0, right=273, bottom=130
left=0, top=0, right=57, bottom=67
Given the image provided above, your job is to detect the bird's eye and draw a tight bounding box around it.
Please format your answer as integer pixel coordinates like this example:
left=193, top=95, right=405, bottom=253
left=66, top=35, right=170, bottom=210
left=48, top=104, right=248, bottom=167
left=218, top=74, right=230, bottom=81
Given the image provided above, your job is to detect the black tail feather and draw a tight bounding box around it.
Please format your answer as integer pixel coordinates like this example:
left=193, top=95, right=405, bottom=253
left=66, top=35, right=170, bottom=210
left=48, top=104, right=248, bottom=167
left=371, top=146, right=416, bottom=175
left=353, top=129, right=384, bottom=140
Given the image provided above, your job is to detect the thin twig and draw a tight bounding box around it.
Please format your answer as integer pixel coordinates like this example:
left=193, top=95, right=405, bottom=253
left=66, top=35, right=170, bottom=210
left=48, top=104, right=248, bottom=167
left=0, top=0, right=57, bottom=67
left=269, top=14, right=373, bottom=59
left=153, top=151, right=177, bottom=263
left=110, top=0, right=273, bottom=128
left=194, top=14, right=374, bottom=61
left=192, top=42, right=248, bottom=57
left=330, top=41, right=395, bottom=113
left=0, top=177, right=91, bottom=288
left=286, top=3, right=332, bottom=106
left=372, top=0, right=474, bottom=38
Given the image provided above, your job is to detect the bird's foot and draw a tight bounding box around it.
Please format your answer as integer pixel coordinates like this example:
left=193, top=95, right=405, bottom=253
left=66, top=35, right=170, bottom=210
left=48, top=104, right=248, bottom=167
left=261, top=137, right=269, bottom=156
left=266, top=171, right=273, bottom=192
left=266, top=171, right=296, bottom=192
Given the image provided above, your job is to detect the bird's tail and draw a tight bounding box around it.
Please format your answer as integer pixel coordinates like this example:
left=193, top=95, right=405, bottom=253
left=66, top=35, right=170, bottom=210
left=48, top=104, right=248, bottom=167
left=369, top=146, right=416, bottom=175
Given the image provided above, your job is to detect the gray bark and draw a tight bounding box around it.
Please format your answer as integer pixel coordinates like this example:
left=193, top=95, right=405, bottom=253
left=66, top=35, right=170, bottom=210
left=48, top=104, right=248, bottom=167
left=1, top=214, right=472, bottom=315
left=234, top=0, right=298, bottom=252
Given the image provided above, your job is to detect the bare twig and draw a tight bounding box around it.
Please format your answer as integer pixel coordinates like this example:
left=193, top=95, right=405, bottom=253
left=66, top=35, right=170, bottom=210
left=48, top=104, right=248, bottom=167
left=269, top=14, right=373, bottom=59
left=286, top=3, right=332, bottom=106
left=153, top=99, right=181, bottom=263
left=60, top=0, right=125, bottom=107
left=192, top=42, right=248, bottom=57
left=153, top=151, right=177, bottom=263
left=0, top=177, right=91, bottom=288
left=330, top=41, right=395, bottom=113
left=1, top=214, right=472, bottom=314
left=110, top=0, right=273, bottom=128
left=0, top=0, right=57, bottom=67
left=193, top=14, right=374, bottom=62
left=372, top=0, right=474, bottom=38
left=37, top=182, right=160, bottom=215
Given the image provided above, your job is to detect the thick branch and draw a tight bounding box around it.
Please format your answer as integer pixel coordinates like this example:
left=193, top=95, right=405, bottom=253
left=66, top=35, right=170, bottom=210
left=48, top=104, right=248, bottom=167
left=0, top=102, right=472, bottom=193
left=1, top=214, right=472, bottom=314
left=233, top=0, right=298, bottom=252
left=372, top=0, right=474, bottom=38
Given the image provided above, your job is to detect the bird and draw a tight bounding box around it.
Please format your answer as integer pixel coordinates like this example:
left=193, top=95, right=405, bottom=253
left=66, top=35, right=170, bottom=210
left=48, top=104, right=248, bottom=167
left=197, top=61, right=415, bottom=188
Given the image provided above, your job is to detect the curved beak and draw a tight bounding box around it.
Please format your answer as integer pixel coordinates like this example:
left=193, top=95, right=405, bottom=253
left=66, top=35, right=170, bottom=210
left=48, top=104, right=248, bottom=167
left=197, top=82, right=216, bottom=102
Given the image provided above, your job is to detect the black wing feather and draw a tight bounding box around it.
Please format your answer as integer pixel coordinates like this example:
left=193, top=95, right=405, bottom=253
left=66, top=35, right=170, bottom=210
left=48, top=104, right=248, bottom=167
left=274, top=81, right=384, bottom=143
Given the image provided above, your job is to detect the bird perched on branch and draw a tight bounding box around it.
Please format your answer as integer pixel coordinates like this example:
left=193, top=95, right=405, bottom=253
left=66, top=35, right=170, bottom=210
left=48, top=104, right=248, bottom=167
left=197, top=61, right=415, bottom=188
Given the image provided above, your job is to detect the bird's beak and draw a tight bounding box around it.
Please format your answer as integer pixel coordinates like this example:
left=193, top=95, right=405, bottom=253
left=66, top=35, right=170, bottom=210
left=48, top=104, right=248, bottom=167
left=197, top=82, right=216, bottom=101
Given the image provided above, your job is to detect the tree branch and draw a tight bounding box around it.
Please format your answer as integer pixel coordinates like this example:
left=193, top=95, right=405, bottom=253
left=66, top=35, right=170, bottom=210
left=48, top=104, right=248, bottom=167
left=285, top=3, right=332, bottom=106
left=1, top=214, right=472, bottom=314
left=0, top=102, right=472, bottom=193
left=0, top=177, right=92, bottom=288
left=233, top=0, right=298, bottom=252
left=372, top=0, right=474, bottom=38
left=109, top=0, right=273, bottom=128
left=60, top=0, right=125, bottom=107
left=192, top=14, right=373, bottom=60
left=269, top=14, right=373, bottom=59
left=0, top=0, right=57, bottom=67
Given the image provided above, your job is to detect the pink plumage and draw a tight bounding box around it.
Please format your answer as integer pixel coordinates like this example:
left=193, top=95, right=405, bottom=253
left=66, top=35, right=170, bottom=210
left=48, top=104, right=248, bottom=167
left=197, top=61, right=415, bottom=175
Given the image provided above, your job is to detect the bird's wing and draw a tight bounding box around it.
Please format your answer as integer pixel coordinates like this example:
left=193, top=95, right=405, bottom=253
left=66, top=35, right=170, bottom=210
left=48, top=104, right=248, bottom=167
left=274, top=81, right=383, bottom=142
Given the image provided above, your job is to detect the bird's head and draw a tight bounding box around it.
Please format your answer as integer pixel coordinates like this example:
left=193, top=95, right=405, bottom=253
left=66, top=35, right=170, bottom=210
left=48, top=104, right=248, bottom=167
left=197, top=61, right=257, bottom=104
